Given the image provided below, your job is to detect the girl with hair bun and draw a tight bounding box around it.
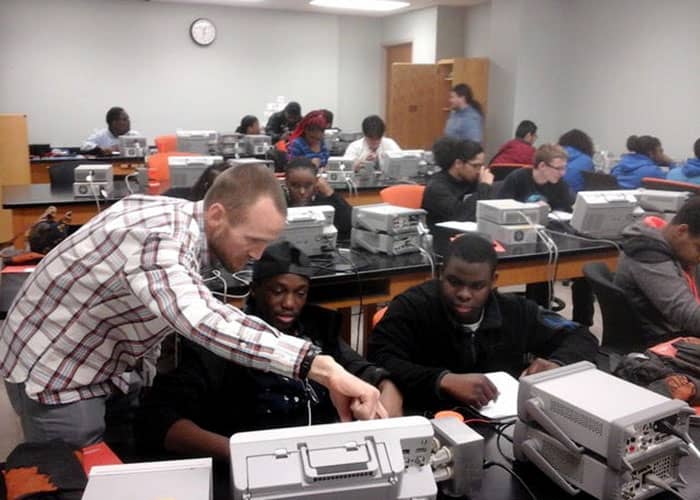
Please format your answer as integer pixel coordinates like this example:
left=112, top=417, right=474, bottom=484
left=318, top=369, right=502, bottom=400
left=611, top=134, right=668, bottom=189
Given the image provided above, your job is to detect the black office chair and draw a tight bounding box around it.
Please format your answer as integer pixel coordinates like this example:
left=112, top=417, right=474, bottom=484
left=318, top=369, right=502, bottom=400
left=489, top=163, right=530, bottom=182
left=582, top=262, right=647, bottom=355
left=48, top=161, right=79, bottom=189
left=581, top=170, right=620, bottom=190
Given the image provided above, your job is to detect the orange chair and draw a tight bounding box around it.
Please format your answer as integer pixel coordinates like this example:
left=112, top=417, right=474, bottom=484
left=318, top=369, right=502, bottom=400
left=641, top=177, right=700, bottom=194
left=379, top=185, right=426, bottom=209
left=371, top=306, right=388, bottom=329
left=146, top=152, right=196, bottom=182
left=154, top=134, right=177, bottom=153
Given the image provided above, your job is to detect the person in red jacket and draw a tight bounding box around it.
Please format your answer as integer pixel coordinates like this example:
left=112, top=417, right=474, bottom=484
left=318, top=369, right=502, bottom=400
left=490, top=120, right=537, bottom=165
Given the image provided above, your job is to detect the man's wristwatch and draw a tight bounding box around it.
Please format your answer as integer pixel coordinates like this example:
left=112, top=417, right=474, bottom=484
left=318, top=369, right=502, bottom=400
left=299, top=344, right=322, bottom=379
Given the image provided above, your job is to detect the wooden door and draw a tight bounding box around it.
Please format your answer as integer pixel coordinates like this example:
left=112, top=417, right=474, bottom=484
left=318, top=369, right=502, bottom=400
left=0, top=114, right=31, bottom=242
left=384, top=43, right=412, bottom=128
left=388, top=64, right=444, bottom=149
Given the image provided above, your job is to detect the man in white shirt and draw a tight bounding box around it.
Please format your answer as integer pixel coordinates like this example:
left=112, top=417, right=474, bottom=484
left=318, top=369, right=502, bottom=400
left=343, top=115, right=400, bottom=171
left=81, top=106, right=140, bottom=155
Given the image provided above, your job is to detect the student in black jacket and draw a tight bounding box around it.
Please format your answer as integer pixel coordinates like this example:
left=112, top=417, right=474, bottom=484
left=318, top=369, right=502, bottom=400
left=368, top=233, right=598, bottom=414
left=496, top=144, right=594, bottom=325
left=284, top=157, right=353, bottom=239
left=497, top=143, right=574, bottom=211
left=265, top=101, right=302, bottom=144
left=137, top=242, right=401, bottom=461
left=421, top=136, right=494, bottom=233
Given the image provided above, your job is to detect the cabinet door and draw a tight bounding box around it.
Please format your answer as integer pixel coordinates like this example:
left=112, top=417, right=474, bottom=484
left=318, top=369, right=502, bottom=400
left=0, top=114, right=31, bottom=241
left=388, top=64, right=444, bottom=150
left=452, top=58, right=490, bottom=115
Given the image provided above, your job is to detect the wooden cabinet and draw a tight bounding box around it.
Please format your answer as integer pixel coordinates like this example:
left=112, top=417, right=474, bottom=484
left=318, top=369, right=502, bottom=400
left=0, top=114, right=31, bottom=242
left=388, top=57, right=489, bottom=149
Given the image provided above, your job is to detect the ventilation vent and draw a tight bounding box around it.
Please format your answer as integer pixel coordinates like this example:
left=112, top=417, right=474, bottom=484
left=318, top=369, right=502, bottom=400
left=651, top=455, right=674, bottom=480
left=550, top=400, right=604, bottom=436
left=312, top=470, right=374, bottom=482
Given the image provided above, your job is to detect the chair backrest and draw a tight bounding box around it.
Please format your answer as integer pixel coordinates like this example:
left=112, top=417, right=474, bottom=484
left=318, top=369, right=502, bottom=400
left=582, top=262, right=647, bottom=353
left=582, top=170, right=620, bottom=190
left=154, top=134, right=178, bottom=154
left=372, top=306, right=388, bottom=329
left=379, top=184, right=426, bottom=209
left=489, top=163, right=531, bottom=182
left=641, top=177, right=700, bottom=194
left=146, top=152, right=196, bottom=182
left=48, top=161, right=79, bottom=189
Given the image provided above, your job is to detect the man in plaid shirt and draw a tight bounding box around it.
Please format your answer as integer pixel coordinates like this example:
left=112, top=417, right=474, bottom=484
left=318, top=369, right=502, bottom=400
left=1, top=164, right=385, bottom=447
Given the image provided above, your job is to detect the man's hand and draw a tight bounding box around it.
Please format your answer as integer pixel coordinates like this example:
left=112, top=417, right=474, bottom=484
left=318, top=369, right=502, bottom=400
left=378, top=379, right=403, bottom=417
left=308, top=355, right=388, bottom=421
left=315, top=177, right=334, bottom=197
left=479, top=166, right=494, bottom=185
left=311, top=157, right=322, bottom=168
left=440, top=373, right=499, bottom=408
left=521, top=358, right=560, bottom=377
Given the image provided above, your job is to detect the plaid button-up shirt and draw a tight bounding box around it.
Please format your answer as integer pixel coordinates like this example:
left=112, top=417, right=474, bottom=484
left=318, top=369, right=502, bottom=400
left=0, top=195, right=309, bottom=404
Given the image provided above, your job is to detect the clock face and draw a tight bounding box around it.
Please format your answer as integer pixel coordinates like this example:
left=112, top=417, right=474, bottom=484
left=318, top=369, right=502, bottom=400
left=190, top=18, right=216, bottom=46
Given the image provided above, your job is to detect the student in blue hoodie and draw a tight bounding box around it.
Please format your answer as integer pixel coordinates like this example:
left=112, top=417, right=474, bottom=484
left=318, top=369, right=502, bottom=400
left=559, top=129, right=595, bottom=192
left=611, top=135, right=668, bottom=189
left=667, top=138, right=700, bottom=185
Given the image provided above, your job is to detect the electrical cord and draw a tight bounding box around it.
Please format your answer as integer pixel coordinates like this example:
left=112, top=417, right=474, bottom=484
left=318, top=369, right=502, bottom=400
left=495, top=421, right=516, bottom=462
left=659, top=421, right=700, bottom=460
left=124, top=172, right=137, bottom=194
left=546, top=227, right=623, bottom=252
left=85, top=172, right=101, bottom=213
left=202, top=269, right=251, bottom=301
left=644, top=473, right=689, bottom=500
left=518, top=211, right=559, bottom=308
left=483, top=461, right=539, bottom=500
left=334, top=248, right=364, bottom=353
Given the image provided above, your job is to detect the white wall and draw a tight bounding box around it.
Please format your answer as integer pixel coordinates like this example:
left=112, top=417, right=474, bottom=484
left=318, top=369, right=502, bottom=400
left=381, top=7, right=438, bottom=64
left=474, top=0, right=700, bottom=158
left=435, top=6, right=466, bottom=61
left=559, top=0, right=700, bottom=158
left=0, top=0, right=381, bottom=144
left=337, top=16, right=383, bottom=131
left=511, top=0, right=566, bottom=146
left=464, top=2, right=491, bottom=58
left=482, top=0, right=522, bottom=155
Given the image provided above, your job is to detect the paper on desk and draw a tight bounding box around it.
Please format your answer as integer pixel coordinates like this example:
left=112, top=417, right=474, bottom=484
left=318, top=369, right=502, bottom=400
left=548, top=211, right=573, bottom=222
left=476, top=371, right=519, bottom=420
left=436, top=221, right=479, bottom=232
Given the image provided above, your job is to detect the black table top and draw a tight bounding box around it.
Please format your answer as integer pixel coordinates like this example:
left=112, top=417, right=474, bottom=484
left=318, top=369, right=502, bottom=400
left=332, top=174, right=430, bottom=192
left=206, top=423, right=700, bottom=500
left=30, top=155, right=145, bottom=164
left=0, top=232, right=617, bottom=318
left=432, top=222, right=619, bottom=260
left=2, top=181, right=139, bottom=209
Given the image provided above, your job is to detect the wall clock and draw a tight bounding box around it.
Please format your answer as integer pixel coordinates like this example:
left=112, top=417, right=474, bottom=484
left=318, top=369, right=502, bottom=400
left=190, top=18, right=216, bottom=47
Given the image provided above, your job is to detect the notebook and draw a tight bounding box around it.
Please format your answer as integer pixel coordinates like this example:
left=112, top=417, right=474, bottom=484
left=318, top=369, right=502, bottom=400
left=476, top=371, right=520, bottom=420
